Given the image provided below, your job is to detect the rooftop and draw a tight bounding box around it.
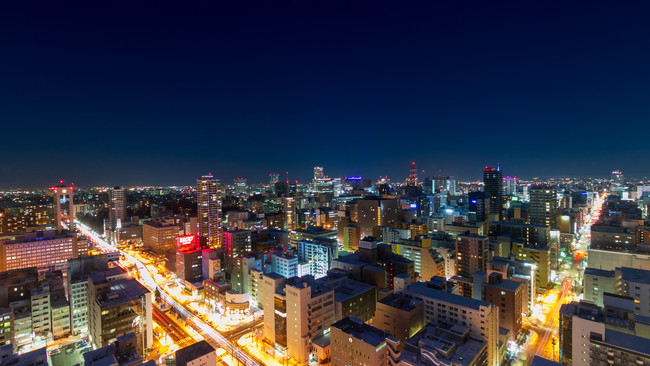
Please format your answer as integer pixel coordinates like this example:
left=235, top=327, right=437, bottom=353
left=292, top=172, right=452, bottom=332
left=404, top=282, right=493, bottom=311
left=584, top=267, right=615, bottom=278
left=175, top=340, right=215, bottom=366
left=378, top=293, right=422, bottom=311
left=617, top=267, right=650, bottom=285
left=332, top=316, right=395, bottom=347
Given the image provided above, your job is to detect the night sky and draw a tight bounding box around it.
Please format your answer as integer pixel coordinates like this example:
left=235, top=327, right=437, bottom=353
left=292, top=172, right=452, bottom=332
left=2, top=2, right=650, bottom=188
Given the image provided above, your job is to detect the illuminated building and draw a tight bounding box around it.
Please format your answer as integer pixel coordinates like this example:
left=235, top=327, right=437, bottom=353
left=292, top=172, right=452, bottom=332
left=142, top=220, right=178, bottom=254
left=503, top=176, right=517, bottom=196
left=270, top=251, right=310, bottom=278
left=288, top=226, right=337, bottom=247
left=223, top=229, right=252, bottom=265
left=330, top=316, right=400, bottom=366
left=456, top=234, right=489, bottom=279
left=283, top=197, right=296, bottom=231
left=582, top=267, right=615, bottom=307
left=297, top=240, right=337, bottom=279
left=560, top=294, right=650, bottom=366
left=201, top=248, right=221, bottom=281
left=108, top=186, right=127, bottom=231
left=68, top=254, right=126, bottom=336
left=87, top=275, right=152, bottom=350
left=0, top=309, right=12, bottom=349
left=51, top=182, right=75, bottom=232
left=175, top=340, right=216, bottom=366
left=401, top=281, right=499, bottom=366
left=373, top=293, right=424, bottom=342
left=233, top=178, right=247, bottom=195
left=240, top=255, right=263, bottom=307
left=479, top=272, right=523, bottom=340
left=197, top=174, right=222, bottom=248
left=611, top=170, right=625, bottom=187
left=390, top=237, right=446, bottom=281
left=175, top=235, right=203, bottom=283
left=483, top=167, right=503, bottom=221
left=342, top=223, right=360, bottom=252
left=529, top=184, right=558, bottom=228
left=0, top=230, right=78, bottom=272
left=513, top=242, right=550, bottom=288
left=615, top=267, right=650, bottom=318
left=356, top=197, right=398, bottom=238
left=314, top=269, right=377, bottom=322
left=487, top=256, right=535, bottom=315
left=262, top=274, right=335, bottom=364
left=398, top=321, right=489, bottom=366
left=434, top=175, right=456, bottom=195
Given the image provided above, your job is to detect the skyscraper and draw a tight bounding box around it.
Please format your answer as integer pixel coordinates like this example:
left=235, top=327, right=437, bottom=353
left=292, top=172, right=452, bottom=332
left=483, top=167, right=503, bottom=221
left=197, top=174, right=222, bottom=248
left=109, top=186, right=127, bottom=230
left=611, top=170, right=624, bottom=187
left=529, top=184, right=557, bottom=228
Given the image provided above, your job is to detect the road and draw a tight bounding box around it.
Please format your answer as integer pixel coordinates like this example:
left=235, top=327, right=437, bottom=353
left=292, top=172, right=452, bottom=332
left=518, top=192, right=606, bottom=365
left=76, top=221, right=262, bottom=366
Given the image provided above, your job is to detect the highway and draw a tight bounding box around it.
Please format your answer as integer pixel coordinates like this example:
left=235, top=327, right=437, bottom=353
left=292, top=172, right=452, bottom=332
left=76, top=221, right=262, bottom=366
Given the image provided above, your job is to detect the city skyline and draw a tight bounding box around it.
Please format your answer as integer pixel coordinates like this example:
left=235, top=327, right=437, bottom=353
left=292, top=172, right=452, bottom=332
left=2, top=2, right=650, bottom=187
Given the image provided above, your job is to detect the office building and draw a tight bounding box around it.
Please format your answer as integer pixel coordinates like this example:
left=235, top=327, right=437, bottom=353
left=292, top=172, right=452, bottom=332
left=142, top=220, right=178, bottom=254
left=397, top=321, right=489, bottom=366
left=402, top=281, right=499, bottom=366
left=456, top=234, right=489, bottom=278
left=342, top=223, right=361, bottom=252
left=483, top=167, right=503, bottom=221
left=223, top=230, right=252, bottom=265
left=0, top=230, right=78, bottom=272
left=373, top=293, right=424, bottom=342
left=582, top=267, right=615, bottom=307
left=487, top=256, right=535, bottom=315
left=390, top=237, right=446, bottom=281
left=529, top=184, right=557, bottom=228
left=512, top=243, right=551, bottom=288
left=480, top=272, right=523, bottom=340
left=560, top=293, right=650, bottom=366
left=615, top=267, right=650, bottom=318
left=283, top=197, right=296, bottom=231
left=87, top=275, right=152, bottom=350
left=297, top=240, right=338, bottom=279
left=175, top=235, right=203, bottom=283
left=357, top=197, right=398, bottom=238
left=262, top=274, right=335, bottom=364
left=331, top=316, right=400, bottom=366
left=197, top=174, right=222, bottom=248
left=108, top=186, right=127, bottom=231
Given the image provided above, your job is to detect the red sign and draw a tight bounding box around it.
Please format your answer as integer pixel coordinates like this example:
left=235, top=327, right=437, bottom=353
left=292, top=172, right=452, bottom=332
left=177, top=235, right=198, bottom=252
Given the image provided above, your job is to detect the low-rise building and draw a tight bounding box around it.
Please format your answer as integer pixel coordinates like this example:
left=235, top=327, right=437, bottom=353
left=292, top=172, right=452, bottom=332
left=373, top=293, right=424, bottom=342
left=331, top=316, right=400, bottom=366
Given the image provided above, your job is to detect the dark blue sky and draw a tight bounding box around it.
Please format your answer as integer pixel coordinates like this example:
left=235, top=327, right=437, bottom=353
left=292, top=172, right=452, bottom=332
left=2, top=2, right=650, bottom=188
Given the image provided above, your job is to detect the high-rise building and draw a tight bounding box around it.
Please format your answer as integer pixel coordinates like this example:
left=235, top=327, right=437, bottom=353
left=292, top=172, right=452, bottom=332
left=223, top=229, right=252, bottom=265
left=297, top=240, right=338, bottom=279
left=456, top=234, right=489, bottom=279
left=67, top=254, right=126, bottom=336
left=483, top=167, right=503, bottom=221
left=401, top=281, right=499, bottom=366
left=283, top=197, right=296, bottom=231
left=269, top=173, right=279, bottom=186
left=0, top=230, right=78, bottom=272
left=108, top=186, right=127, bottom=230
left=611, top=170, right=625, bottom=187
left=263, top=274, right=335, bottom=364
left=529, top=184, right=557, bottom=228
left=357, top=197, right=398, bottom=238
left=51, top=182, right=75, bottom=232
left=197, top=174, right=222, bottom=248
left=87, top=275, right=152, bottom=350
left=175, top=235, right=203, bottom=283
left=503, top=176, right=517, bottom=196
left=142, top=220, right=179, bottom=254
